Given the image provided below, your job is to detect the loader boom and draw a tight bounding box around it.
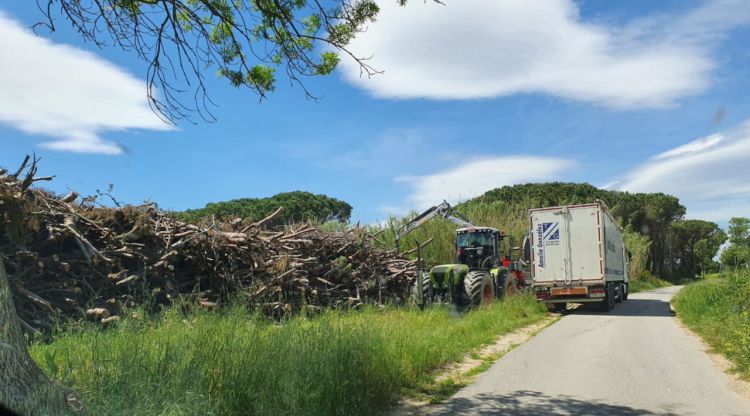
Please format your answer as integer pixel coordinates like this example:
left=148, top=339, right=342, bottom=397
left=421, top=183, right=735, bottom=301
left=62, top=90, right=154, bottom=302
left=394, top=200, right=473, bottom=250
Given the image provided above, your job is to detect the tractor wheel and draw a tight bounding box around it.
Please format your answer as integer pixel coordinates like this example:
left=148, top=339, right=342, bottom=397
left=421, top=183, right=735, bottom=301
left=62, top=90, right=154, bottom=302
left=495, top=269, right=509, bottom=298
left=464, top=271, right=494, bottom=307
left=411, top=272, right=432, bottom=303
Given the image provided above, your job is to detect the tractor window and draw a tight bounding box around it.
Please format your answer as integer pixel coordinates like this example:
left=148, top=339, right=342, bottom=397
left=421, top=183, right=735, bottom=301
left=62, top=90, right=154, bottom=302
left=457, top=232, right=493, bottom=248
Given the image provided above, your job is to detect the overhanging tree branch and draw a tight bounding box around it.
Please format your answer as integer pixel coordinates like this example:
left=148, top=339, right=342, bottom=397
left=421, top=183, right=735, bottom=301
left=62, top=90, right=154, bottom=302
left=34, top=0, right=441, bottom=123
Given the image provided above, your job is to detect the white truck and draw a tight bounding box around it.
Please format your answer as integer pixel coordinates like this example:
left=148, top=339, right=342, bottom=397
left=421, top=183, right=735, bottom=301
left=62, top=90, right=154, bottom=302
left=528, top=202, right=628, bottom=312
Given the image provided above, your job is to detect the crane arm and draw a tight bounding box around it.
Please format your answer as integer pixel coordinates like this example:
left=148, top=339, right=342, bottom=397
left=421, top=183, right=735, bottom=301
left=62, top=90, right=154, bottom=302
left=443, top=212, right=473, bottom=229
left=394, top=200, right=473, bottom=250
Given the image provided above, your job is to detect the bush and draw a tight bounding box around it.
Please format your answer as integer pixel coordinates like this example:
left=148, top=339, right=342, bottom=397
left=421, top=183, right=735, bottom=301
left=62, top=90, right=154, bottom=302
left=624, top=225, right=651, bottom=280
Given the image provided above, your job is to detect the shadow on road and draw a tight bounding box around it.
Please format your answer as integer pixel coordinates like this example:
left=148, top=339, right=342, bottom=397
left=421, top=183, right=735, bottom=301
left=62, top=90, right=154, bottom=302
left=430, top=390, right=681, bottom=416
left=562, top=299, right=672, bottom=318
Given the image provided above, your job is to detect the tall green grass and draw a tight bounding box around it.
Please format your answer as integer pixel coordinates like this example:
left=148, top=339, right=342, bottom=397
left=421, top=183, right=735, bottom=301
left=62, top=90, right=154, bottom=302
left=623, top=225, right=652, bottom=280
left=703, top=272, right=722, bottom=280
left=673, top=270, right=750, bottom=378
left=628, top=272, right=672, bottom=293
left=31, top=296, right=546, bottom=415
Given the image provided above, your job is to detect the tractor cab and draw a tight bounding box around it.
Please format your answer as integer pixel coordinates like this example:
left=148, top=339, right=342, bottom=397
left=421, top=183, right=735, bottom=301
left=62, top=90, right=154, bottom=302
left=455, top=227, right=504, bottom=270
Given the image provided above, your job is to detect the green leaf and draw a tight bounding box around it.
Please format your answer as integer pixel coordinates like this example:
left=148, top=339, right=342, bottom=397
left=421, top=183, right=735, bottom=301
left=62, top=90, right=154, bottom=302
left=315, top=52, right=340, bottom=75
left=247, top=65, right=276, bottom=93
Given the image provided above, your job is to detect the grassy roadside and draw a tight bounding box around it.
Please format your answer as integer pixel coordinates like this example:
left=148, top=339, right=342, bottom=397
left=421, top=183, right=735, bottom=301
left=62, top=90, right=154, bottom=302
left=30, top=296, right=546, bottom=415
left=410, top=316, right=558, bottom=404
left=629, top=274, right=672, bottom=293
left=672, top=270, right=750, bottom=379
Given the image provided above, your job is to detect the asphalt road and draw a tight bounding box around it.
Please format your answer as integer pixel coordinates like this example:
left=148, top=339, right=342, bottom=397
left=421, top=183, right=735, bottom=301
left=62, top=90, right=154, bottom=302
left=433, top=286, right=750, bottom=415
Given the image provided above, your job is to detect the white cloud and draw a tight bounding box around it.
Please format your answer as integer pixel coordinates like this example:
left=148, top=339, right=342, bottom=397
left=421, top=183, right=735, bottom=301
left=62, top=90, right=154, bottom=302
left=341, top=0, right=750, bottom=108
left=618, top=120, right=750, bottom=221
left=654, top=134, right=723, bottom=159
left=397, top=156, right=575, bottom=209
left=0, top=11, right=172, bottom=154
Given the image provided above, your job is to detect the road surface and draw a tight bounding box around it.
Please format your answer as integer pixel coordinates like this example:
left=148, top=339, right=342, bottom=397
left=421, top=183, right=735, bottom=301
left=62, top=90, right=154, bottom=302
left=433, top=286, right=750, bottom=415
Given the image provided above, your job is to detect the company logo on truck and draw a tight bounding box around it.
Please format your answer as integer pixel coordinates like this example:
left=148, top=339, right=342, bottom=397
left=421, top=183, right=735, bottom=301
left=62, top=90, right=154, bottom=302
left=536, top=222, right=559, bottom=268
left=542, top=222, right=559, bottom=243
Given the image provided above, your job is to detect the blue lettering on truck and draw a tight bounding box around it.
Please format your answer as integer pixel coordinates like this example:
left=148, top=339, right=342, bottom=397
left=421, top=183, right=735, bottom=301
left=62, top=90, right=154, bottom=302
left=536, top=223, right=545, bottom=268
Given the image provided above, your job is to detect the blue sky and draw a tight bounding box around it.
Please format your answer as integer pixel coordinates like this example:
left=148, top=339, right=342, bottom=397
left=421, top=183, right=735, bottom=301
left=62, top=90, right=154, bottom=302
left=1, top=0, right=749, bottom=224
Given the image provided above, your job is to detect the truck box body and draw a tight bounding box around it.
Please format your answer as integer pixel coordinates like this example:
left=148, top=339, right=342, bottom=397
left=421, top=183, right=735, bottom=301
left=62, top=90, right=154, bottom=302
left=529, top=202, right=628, bottom=303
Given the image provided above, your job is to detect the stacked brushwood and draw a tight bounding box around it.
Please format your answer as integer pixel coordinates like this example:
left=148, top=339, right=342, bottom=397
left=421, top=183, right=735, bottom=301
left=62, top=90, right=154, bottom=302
left=0, top=157, right=417, bottom=332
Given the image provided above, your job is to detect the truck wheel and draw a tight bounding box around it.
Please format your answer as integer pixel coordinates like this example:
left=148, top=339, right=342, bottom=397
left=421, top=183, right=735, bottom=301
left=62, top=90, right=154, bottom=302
left=622, top=283, right=628, bottom=301
left=411, top=272, right=432, bottom=303
left=607, top=283, right=616, bottom=311
left=614, top=284, right=623, bottom=303
left=599, top=283, right=614, bottom=312
left=547, top=303, right=566, bottom=313
left=464, top=271, right=494, bottom=306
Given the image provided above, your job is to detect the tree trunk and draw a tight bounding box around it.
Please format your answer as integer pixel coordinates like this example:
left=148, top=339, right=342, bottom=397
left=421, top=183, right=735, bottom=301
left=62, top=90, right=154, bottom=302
left=689, top=242, right=697, bottom=280
left=0, top=256, right=72, bottom=415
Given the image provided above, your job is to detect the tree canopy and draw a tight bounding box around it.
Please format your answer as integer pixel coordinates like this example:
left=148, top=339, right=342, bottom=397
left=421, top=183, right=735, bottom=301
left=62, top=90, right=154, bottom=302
left=721, top=217, right=750, bottom=269
left=177, top=191, right=352, bottom=225
left=727, top=217, right=750, bottom=247
left=669, top=219, right=726, bottom=277
left=36, top=1, right=436, bottom=122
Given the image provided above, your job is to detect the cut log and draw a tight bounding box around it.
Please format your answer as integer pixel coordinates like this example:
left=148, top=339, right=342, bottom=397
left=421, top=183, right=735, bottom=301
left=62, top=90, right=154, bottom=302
left=60, top=191, right=79, bottom=204
left=85, top=308, right=110, bottom=319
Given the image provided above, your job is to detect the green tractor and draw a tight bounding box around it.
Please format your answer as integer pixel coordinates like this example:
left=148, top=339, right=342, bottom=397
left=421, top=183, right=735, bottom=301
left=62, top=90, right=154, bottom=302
left=395, top=201, right=524, bottom=307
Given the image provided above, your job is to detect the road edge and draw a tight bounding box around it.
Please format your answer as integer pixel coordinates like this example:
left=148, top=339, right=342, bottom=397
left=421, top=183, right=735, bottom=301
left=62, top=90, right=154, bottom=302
left=672, top=303, right=750, bottom=404
left=391, top=314, right=560, bottom=415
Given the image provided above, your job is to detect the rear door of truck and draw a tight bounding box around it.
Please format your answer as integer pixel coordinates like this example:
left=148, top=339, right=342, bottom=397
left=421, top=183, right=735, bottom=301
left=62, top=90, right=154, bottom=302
left=530, top=204, right=604, bottom=286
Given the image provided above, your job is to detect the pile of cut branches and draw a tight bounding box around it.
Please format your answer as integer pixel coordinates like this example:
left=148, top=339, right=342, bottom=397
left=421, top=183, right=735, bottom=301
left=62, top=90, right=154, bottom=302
left=0, top=157, right=417, bottom=332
